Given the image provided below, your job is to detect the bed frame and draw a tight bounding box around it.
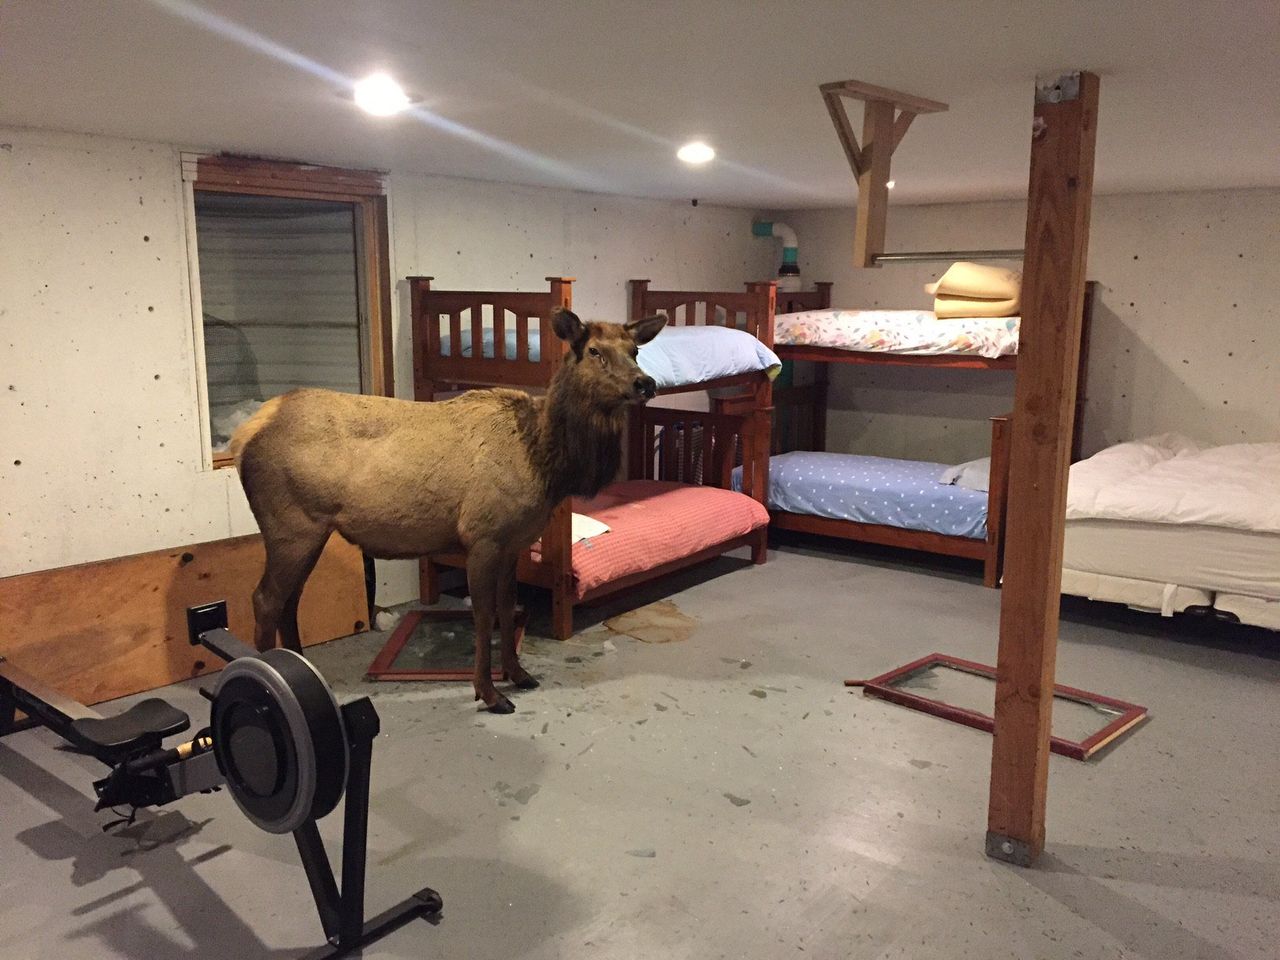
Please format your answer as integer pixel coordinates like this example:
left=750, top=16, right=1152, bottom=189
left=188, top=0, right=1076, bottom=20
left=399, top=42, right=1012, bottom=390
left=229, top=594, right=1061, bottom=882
left=627, top=278, right=776, bottom=508
left=704, top=278, right=1101, bottom=585
left=768, top=383, right=1012, bottom=587
left=422, top=405, right=765, bottom=639
left=772, top=280, right=1097, bottom=462
left=408, top=277, right=774, bottom=639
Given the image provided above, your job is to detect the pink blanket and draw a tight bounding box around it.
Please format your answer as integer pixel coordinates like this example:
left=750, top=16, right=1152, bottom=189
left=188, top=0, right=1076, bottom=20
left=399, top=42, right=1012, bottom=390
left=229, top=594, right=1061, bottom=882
left=533, top=480, right=768, bottom=598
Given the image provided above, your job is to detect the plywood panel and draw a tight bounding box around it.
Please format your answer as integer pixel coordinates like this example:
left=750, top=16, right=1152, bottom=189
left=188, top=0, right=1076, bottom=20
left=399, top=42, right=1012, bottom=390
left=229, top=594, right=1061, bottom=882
left=0, top=534, right=366, bottom=706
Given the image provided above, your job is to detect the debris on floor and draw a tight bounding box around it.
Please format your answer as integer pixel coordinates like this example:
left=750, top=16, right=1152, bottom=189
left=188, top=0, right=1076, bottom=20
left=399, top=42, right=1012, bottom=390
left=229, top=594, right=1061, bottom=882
left=604, top=599, right=697, bottom=643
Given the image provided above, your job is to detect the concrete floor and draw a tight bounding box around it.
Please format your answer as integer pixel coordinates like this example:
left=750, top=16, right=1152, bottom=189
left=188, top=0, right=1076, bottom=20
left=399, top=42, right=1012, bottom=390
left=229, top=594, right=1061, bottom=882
left=3, top=537, right=1278, bottom=960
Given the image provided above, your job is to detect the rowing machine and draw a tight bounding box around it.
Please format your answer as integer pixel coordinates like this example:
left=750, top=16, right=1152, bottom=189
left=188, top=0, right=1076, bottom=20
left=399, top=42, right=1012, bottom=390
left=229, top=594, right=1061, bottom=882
left=0, top=600, right=441, bottom=959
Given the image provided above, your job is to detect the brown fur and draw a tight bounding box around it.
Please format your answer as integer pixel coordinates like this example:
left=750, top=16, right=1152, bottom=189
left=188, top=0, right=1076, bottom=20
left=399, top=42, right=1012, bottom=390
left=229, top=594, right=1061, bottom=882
left=232, top=309, right=664, bottom=711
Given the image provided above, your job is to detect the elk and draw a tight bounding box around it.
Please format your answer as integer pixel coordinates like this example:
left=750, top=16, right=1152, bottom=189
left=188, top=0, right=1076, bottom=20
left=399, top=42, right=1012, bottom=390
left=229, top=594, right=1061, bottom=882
left=231, top=308, right=665, bottom=713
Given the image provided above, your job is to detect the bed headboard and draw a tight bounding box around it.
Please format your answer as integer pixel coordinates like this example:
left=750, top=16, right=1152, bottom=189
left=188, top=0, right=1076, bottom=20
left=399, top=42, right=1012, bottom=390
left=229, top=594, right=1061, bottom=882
left=774, top=282, right=833, bottom=316
left=628, top=279, right=776, bottom=348
left=769, top=384, right=827, bottom=455
left=627, top=405, right=768, bottom=501
left=408, top=276, right=573, bottom=395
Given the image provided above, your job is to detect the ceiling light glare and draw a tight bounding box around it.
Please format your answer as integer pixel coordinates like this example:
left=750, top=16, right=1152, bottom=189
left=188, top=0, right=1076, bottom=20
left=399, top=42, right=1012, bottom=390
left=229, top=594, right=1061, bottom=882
left=355, top=73, right=410, bottom=116
left=677, top=141, right=715, bottom=165
left=886, top=180, right=896, bottom=189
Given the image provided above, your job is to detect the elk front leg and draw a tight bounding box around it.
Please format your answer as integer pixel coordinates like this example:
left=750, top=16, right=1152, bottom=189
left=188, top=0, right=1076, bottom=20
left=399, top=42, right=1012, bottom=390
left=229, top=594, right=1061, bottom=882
left=467, top=545, right=514, bottom=714
left=497, top=552, right=538, bottom=690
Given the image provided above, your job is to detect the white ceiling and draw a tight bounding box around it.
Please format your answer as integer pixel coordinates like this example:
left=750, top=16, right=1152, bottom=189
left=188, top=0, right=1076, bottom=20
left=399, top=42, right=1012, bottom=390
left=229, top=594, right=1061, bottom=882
left=4, top=1, right=1278, bottom=207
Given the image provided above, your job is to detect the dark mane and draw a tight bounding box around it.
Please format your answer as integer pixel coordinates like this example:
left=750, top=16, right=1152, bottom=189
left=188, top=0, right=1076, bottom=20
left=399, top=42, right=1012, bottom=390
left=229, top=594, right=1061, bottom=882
left=534, top=361, right=628, bottom=502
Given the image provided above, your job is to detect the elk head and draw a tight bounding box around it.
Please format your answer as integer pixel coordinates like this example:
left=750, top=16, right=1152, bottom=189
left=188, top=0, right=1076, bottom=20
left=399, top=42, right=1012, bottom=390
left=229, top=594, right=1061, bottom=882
left=551, top=308, right=665, bottom=408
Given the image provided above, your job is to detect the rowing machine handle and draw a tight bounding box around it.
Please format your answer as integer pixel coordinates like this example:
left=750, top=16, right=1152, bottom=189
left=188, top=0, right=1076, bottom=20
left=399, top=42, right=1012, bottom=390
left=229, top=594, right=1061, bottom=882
left=186, top=602, right=257, bottom=664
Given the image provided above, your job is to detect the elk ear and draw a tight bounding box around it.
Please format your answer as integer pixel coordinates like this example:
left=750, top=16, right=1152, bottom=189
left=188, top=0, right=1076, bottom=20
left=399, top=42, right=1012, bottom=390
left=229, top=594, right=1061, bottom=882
left=552, top=308, right=585, bottom=343
left=626, top=313, right=667, bottom=346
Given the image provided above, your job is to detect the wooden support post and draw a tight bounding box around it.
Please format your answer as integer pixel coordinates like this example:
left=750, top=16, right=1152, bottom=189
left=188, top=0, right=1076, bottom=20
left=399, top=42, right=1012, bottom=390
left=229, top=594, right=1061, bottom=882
left=854, top=99, right=895, bottom=268
left=819, top=80, right=947, bottom=269
left=986, top=72, right=1100, bottom=867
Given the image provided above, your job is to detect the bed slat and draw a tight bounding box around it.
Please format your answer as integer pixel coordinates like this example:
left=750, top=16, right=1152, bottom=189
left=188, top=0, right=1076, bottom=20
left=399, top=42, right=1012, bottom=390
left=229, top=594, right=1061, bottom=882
left=493, top=307, right=507, bottom=360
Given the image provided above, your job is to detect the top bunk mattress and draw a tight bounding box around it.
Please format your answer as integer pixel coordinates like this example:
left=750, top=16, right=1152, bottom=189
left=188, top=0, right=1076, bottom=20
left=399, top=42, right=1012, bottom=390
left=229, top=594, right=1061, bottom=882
left=774, top=309, right=1020, bottom=359
left=439, top=324, right=781, bottom=389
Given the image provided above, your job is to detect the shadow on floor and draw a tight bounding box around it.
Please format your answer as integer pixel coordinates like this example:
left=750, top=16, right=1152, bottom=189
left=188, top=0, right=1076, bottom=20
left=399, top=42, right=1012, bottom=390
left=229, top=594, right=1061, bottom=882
left=1027, top=842, right=1278, bottom=960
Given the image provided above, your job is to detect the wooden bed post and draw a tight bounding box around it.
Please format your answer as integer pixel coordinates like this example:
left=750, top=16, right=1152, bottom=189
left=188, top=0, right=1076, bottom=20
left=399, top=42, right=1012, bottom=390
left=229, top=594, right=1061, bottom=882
left=542, top=499, right=575, bottom=640
left=408, top=276, right=440, bottom=605
left=408, top=276, right=435, bottom=403
left=628, top=279, right=650, bottom=323
left=986, top=72, right=1100, bottom=867
left=742, top=281, right=777, bottom=510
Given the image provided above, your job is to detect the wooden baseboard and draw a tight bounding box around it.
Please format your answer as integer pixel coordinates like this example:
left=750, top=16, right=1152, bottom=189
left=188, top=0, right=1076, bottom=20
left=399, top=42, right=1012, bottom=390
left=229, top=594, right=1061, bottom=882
left=0, top=534, right=366, bottom=706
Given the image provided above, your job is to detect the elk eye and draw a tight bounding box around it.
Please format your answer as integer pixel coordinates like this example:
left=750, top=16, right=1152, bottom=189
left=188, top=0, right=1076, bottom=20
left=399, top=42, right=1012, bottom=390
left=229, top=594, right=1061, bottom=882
left=587, top=346, right=600, bottom=357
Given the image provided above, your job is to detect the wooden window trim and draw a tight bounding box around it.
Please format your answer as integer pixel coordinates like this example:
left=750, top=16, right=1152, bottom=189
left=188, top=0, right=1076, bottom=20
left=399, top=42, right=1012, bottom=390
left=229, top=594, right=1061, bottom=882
left=187, top=155, right=394, bottom=469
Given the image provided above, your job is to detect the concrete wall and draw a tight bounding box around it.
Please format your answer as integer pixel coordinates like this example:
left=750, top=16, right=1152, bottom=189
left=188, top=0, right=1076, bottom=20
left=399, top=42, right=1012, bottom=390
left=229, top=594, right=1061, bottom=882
left=1, top=126, right=772, bottom=606
left=777, top=190, right=1280, bottom=464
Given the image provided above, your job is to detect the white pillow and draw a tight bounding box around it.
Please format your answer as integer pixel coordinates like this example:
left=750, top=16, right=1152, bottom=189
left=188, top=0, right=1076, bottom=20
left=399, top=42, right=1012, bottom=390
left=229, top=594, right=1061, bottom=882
left=939, top=457, right=991, bottom=493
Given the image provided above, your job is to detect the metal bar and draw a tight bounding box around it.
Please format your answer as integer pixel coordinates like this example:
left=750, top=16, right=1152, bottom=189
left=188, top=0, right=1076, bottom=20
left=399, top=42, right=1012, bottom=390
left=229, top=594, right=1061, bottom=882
left=872, top=249, right=1024, bottom=264
left=338, top=698, right=379, bottom=946
left=0, top=656, right=103, bottom=725
left=294, top=821, right=343, bottom=941
left=194, top=627, right=257, bottom=665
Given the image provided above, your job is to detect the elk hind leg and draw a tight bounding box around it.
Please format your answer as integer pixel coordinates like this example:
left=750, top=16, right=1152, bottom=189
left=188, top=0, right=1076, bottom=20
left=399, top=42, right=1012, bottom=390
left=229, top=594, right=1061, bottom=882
left=254, top=521, right=331, bottom=653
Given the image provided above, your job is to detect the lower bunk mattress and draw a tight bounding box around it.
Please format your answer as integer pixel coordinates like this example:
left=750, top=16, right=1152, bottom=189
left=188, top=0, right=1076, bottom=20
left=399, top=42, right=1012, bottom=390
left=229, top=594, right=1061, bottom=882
left=531, top=479, right=769, bottom=598
left=1062, top=518, right=1280, bottom=628
left=731, top=451, right=989, bottom=540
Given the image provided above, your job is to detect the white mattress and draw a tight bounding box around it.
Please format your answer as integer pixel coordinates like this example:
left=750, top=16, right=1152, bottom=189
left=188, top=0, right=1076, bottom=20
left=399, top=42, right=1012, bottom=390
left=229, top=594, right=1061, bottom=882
left=1062, top=519, right=1280, bottom=602
left=1067, top=436, right=1280, bottom=533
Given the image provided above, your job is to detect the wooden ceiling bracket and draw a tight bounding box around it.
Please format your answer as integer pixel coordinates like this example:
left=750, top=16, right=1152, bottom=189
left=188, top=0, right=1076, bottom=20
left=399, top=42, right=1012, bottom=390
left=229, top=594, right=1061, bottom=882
left=819, top=80, right=948, bottom=268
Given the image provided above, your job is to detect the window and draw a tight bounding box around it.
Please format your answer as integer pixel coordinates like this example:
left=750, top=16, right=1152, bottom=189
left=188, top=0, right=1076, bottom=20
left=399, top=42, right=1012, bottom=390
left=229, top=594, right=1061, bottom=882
left=184, top=156, right=393, bottom=467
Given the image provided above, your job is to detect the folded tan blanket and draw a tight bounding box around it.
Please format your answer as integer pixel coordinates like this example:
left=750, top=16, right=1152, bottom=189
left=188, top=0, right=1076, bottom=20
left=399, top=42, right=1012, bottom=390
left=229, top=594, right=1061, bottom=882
left=925, top=261, right=1021, bottom=318
left=925, top=261, right=1022, bottom=300
left=933, top=294, right=1020, bottom=319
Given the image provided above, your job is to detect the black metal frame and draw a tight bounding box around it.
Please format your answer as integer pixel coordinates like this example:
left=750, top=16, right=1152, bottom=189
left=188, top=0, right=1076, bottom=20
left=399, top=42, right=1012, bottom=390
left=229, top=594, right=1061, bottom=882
left=1, top=600, right=443, bottom=959
left=293, top=696, right=442, bottom=958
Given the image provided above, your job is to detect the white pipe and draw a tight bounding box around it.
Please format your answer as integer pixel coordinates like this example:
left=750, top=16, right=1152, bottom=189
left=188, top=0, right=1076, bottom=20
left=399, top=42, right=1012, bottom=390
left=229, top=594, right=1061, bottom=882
left=753, top=220, right=800, bottom=289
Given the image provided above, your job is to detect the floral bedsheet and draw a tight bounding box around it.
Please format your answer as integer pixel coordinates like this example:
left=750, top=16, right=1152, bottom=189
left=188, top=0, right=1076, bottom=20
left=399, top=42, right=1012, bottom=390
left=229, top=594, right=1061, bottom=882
left=774, top=309, right=1020, bottom=359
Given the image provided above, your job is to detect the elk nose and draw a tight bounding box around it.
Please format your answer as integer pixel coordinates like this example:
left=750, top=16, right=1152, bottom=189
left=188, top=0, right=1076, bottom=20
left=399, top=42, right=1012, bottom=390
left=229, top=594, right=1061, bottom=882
left=634, top=375, right=657, bottom=400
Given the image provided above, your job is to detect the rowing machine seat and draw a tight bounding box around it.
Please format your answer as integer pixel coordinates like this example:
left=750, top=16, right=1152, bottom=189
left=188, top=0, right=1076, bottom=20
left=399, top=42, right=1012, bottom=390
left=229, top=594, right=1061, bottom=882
left=69, top=699, right=190, bottom=758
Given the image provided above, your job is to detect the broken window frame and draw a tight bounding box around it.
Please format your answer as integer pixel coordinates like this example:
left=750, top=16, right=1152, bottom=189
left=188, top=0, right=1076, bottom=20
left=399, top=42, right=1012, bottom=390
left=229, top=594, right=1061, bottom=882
left=855, top=653, right=1148, bottom=761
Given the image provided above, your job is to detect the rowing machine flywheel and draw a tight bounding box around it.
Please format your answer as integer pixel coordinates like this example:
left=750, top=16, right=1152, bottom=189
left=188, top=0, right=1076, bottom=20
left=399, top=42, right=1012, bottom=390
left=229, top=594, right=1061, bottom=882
left=210, top=649, right=349, bottom=834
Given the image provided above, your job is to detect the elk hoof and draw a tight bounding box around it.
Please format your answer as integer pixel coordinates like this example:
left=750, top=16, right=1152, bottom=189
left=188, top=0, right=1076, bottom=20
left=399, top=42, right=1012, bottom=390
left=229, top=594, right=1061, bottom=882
left=506, top=672, right=540, bottom=690
left=486, top=695, right=516, bottom=715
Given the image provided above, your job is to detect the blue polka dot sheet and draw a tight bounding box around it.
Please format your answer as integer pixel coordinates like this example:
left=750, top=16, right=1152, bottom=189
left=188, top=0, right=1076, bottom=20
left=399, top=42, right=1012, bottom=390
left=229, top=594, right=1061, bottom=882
left=440, top=325, right=781, bottom=390
left=732, top=451, right=990, bottom=540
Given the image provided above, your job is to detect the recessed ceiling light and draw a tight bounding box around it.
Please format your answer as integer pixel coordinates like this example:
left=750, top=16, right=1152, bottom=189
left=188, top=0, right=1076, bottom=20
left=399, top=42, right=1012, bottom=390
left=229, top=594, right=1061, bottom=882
left=677, top=141, right=715, bottom=165
left=354, top=73, right=410, bottom=116
left=886, top=180, right=896, bottom=189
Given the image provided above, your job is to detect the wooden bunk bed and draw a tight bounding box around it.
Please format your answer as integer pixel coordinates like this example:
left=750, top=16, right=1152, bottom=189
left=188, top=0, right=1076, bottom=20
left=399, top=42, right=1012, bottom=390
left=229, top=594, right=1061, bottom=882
left=713, top=279, right=1096, bottom=586
left=765, top=383, right=1011, bottom=586
left=407, top=275, right=774, bottom=639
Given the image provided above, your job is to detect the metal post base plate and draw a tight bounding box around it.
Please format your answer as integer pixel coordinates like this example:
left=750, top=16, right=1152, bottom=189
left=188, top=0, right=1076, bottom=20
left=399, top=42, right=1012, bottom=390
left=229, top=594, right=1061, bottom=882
left=985, top=832, right=1038, bottom=867
left=297, top=887, right=443, bottom=960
